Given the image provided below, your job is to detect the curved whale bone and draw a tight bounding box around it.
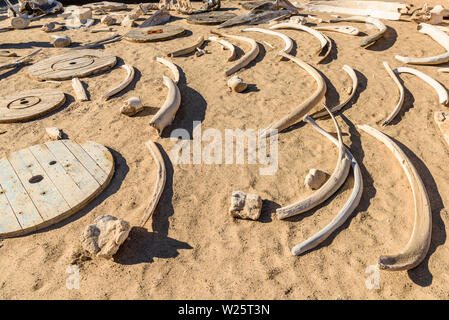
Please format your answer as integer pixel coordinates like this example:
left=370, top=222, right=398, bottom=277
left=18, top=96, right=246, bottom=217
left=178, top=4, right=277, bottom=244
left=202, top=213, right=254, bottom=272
left=314, top=25, right=360, bottom=36
left=312, top=65, right=358, bottom=119
left=241, top=27, right=293, bottom=55
left=269, top=22, right=327, bottom=55
left=260, top=52, right=326, bottom=138
left=101, top=64, right=135, bottom=101
left=395, top=66, right=448, bottom=105
left=167, top=35, right=205, bottom=57
left=358, top=124, right=431, bottom=271
left=149, top=75, right=181, bottom=135
left=381, top=61, right=405, bottom=126
left=140, top=140, right=167, bottom=227
left=292, top=109, right=363, bottom=256
left=329, top=16, right=386, bottom=48
left=276, top=105, right=351, bottom=220
left=396, top=23, right=449, bottom=65
left=208, top=36, right=236, bottom=61
left=211, top=30, right=260, bottom=76
left=155, top=57, right=180, bottom=84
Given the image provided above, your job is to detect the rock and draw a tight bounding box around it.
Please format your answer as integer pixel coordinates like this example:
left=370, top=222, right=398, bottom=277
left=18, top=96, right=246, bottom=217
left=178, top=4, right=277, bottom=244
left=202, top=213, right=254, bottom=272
left=81, top=215, right=131, bottom=259
left=41, top=22, right=64, bottom=32
left=101, top=15, right=116, bottom=26
left=120, top=97, right=143, bottom=116
left=229, top=191, right=262, bottom=220
left=45, top=127, right=62, bottom=140
left=121, top=15, right=136, bottom=27
left=60, top=6, right=92, bottom=20
left=51, top=35, right=71, bottom=48
left=304, top=168, right=329, bottom=190
left=227, top=76, right=247, bottom=93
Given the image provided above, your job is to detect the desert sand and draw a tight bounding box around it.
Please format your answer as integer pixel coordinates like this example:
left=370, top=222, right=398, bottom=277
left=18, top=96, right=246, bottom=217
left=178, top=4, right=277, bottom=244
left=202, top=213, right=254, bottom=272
left=1, top=0, right=449, bottom=299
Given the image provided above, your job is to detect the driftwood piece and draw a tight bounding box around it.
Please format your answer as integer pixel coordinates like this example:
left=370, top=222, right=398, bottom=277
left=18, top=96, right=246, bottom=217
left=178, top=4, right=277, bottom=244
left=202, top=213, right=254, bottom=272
left=101, top=64, right=135, bottom=101
left=358, top=125, right=431, bottom=271
left=140, top=141, right=167, bottom=227
left=260, top=52, right=326, bottom=138
left=149, top=76, right=181, bottom=135
left=72, top=77, right=89, bottom=101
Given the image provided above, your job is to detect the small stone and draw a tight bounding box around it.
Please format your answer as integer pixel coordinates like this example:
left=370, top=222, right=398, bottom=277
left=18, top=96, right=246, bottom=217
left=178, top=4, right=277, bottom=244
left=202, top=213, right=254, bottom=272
left=121, top=15, right=136, bottom=27
left=45, top=127, right=62, bottom=140
left=51, top=35, right=71, bottom=48
left=80, top=215, right=131, bottom=259
left=229, top=191, right=262, bottom=221
left=304, top=168, right=329, bottom=190
left=101, top=15, right=116, bottom=26
left=120, top=97, right=143, bottom=116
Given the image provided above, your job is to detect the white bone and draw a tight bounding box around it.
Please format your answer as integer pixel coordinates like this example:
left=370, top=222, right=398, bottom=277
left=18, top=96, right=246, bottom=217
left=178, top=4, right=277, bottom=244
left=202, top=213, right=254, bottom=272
left=155, top=57, right=180, bottom=84
left=381, top=61, right=404, bottom=126
left=167, top=35, right=204, bottom=57
left=101, top=64, right=135, bottom=101
left=208, top=36, right=236, bottom=61
left=72, top=77, right=88, bottom=101
left=241, top=27, right=293, bottom=55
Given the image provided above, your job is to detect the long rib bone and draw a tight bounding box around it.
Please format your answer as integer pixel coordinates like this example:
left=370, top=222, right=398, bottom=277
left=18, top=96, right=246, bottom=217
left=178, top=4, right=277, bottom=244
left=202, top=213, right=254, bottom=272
left=395, top=66, right=448, bottom=105
left=292, top=111, right=363, bottom=256
left=269, top=22, right=327, bottom=55
left=208, top=36, right=236, bottom=61
left=167, top=35, right=205, bottom=57
left=329, top=16, right=386, bottom=48
left=155, top=57, right=180, bottom=84
left=395, top=23, right=449, bottom=65
left=149, top=75, right=181, bottom=135
left=276, top=106, right=351, bottom=220
left=358, top=125, right=431, bottom=271
left=260, top=52, right=326, bottom=138
left=140, top=140, right=167, bottom=227
left=314, top=25, right=360, bottom=36
left=101, top=64, right=135, bottom=101
left=241, top=27, right=293, bottom=55
left=382, top=61, right=404, bottom=126
left=312, top=65, right=358, bottom=119
left=211, top=31, right=260, bottom=76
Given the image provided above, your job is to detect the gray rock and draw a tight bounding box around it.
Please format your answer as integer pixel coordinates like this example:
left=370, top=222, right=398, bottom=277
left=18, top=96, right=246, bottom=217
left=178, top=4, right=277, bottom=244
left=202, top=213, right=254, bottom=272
left=229, top=191, right=262, bottom=220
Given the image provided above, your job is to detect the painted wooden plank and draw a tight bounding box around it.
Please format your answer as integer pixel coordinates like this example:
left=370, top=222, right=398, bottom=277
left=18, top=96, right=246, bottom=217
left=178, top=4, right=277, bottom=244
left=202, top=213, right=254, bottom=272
left=44, top=141, right=101, bottom=196
left=0, top=158, right=43, bottom=230
left=78, top=141, right=114, bottom=176
left=7, top=148, right=70, bottom=221
left=0, top=184, right=22, bottom=234
left=62, top=140, right=109, bottom=184
left=28, top=144, right=88, bottom=208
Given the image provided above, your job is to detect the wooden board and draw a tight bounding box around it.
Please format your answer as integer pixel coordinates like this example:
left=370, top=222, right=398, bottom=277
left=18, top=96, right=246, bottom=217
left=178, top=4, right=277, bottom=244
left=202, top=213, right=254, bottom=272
left=0, top=140, right=114, bottom=238
left=28, top=50, right=117, bottom=81
left=123, top=25, right=186, bottom=43
left=0, top=89, right=65, bottom=123
left=434, top=111, right=449, bottom=147
left=187, top=12, right=237, bottom=25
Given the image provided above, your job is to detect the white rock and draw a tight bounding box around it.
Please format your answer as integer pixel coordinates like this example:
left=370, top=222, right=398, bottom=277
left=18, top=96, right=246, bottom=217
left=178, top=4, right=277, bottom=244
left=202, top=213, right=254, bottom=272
left=229, top=191, right=262, bottom=220
left=45, top=127, right=62, bottom=140
left=120, top=97, right=143, bottom=116
left=304, top=168, right=329, bottom=190
left=51, top=35, right=71, bottom=48
left=81, top=215, right=131, bottom=259
left=227, top=76, right=247, bottom=93
left=121, top=15, right=136, bottom=27
left=101, top=15, right=116, bottom=26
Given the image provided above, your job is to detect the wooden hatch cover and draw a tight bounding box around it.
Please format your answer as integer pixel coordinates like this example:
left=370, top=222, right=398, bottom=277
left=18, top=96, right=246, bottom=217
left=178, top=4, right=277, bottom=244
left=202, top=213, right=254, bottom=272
left=123, top=25, right=186, bottom=43
left=0, top=89, right=65, bottom=123
left=0, top=140, right=115, bottom=237
left=187, top=11, right=237, bottom=25
left=28, top=50, right=117, bottom=81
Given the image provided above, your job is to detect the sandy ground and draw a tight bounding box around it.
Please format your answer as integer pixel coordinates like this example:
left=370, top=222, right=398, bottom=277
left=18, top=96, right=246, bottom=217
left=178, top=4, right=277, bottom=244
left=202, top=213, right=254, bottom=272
left=0, top=0, right=449, bottom=299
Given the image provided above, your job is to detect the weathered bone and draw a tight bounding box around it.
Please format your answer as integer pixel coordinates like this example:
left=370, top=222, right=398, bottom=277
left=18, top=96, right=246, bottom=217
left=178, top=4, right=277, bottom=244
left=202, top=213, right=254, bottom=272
left=358, top=124, right=431, bottom=271
left=304, top=168, right=329, bottom=190
left=314, top=25, right=360, bottom=36
left=167, top=35, right=205, bottom=57
left=395, top=66, right=448, bottom=105
left=241, top=27, right=293, bottom=55
left=140, top=140, right=167, bottom=226
left=381, top=61, right=404, bottom=126
left=260, top=52, right=326, bottom=138
left=155, top=57, right=180, bottom=84
left=395, top=23, right=449, bottom=65
left=276, top=105, right=350, bottom=220
left=72, top=77, right=89, bottom=101
left=101, top=64, right=135, bottom=101
left=329, top=16, right=386, bottom=48
left=312, top=65, right=358, bottom=119
left=292, top=110, right=363, bottom=256
left=120, top=97, right=143, bottom=116
left=211, top=31, right=260, bottom=76
left=269, top=22, right=327, bottom=55
left=45, top=127, right=62, bottom=140
left=208, top=36, right=236, bottom=61
left=149, top=76, right=181, bottom=135
left=434, top=111, right=449, bottom=147
left=227, top=75, right=247, bottom=93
